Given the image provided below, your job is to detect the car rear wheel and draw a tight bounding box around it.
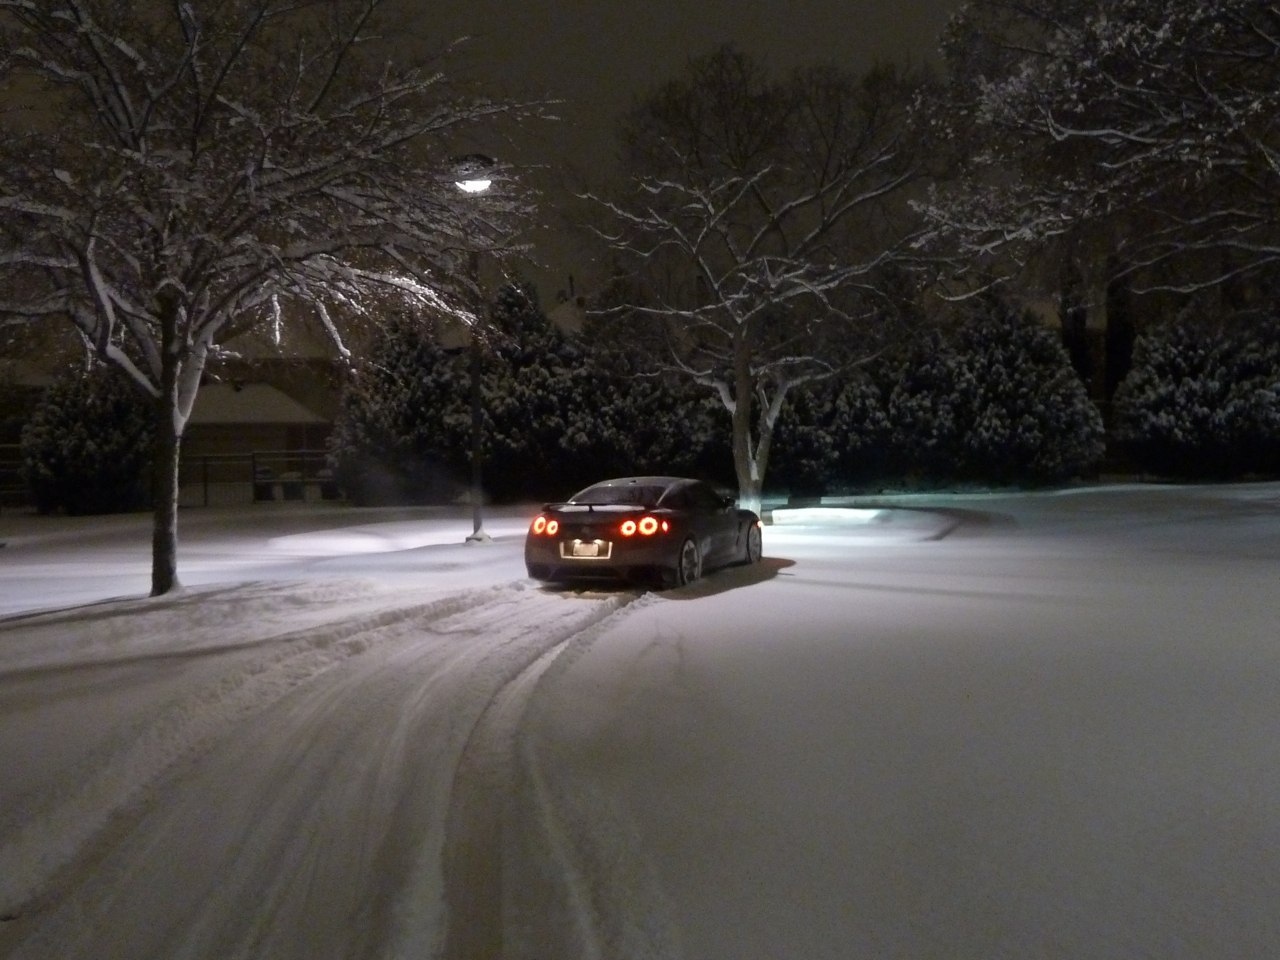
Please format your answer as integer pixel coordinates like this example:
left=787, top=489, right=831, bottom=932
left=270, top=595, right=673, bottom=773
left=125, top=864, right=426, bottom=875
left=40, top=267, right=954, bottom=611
left=668, top=537, right=701, bottom=587
left=742, top=522, right=762, bottom=564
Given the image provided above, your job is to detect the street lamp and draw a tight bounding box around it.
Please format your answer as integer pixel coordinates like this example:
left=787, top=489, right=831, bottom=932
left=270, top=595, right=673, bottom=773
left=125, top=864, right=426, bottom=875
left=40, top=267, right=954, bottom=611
left=454, top=155, right=494, bottom=543
left=455, top=175, right=493, bottom=194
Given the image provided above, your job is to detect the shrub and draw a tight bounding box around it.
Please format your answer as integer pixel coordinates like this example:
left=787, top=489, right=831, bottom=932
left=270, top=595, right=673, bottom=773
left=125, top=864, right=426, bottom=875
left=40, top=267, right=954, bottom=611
left=329, top=283, right=732, bottom=506
left=887, top=302, right=1105, bottom=485
left=21, top=364, right=155, bottom=514
left=771, top=377, right=892, bottom=496
left=483, top=283, right=601, bottom=500
left=1112, top=311, right=1280, bottom=478
left=326, top=313, right=470, bottom=506
left=580, top=374, right=733, bottom=488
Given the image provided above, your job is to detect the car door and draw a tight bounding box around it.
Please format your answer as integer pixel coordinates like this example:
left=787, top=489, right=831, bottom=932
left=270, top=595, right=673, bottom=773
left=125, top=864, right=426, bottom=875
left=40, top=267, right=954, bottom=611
left=688, top=482, right=735, bottom=564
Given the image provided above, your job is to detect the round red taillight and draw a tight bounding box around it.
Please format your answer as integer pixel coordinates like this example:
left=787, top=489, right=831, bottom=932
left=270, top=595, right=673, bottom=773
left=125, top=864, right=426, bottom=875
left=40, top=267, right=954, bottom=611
left=620, top=519, right=637, bottom=537
left=532, top=516, right=547, bottom=534
left=546, top=519, right=559, bottom=536
left=638, top=515, right=659, bottom=536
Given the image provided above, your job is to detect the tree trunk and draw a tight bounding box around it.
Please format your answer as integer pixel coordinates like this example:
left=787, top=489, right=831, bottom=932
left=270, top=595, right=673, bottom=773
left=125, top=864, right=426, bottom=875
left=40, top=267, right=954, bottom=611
left=731, top=330, right=764, bottom=516
left=1104, top=256, right=1136, bottom=402
left=150, top=406, right=182, bottom=596
left=732, top=418, right=760, bottom=514
left=1059, top=252, right=1093, bottom=388
left=150, top=307, right=183, bottom=597
left=738, top=475, right=764, bottom=517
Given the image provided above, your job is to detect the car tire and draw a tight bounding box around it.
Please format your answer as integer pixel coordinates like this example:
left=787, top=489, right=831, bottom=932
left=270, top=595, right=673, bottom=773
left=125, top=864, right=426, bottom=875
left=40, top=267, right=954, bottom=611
left=742, top=522, right=762, bottom=565
left=668, top=537, right=701, bottom=587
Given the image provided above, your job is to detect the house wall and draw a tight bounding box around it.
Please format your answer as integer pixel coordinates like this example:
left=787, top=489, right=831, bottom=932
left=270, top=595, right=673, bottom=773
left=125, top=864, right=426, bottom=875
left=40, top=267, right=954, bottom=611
left=182, top=422, right=330, bottom=459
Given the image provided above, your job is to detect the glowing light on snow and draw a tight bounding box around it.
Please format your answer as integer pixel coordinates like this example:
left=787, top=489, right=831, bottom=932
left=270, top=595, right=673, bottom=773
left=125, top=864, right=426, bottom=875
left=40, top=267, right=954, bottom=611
left=770, top=507, right=883, bottom=525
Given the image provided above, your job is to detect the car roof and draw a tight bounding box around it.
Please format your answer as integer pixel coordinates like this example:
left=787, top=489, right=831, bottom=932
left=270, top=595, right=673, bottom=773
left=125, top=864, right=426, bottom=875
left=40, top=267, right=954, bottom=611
left=561, top=476, right=700, bottom=507
left=588, top=476, right=693, bottom=490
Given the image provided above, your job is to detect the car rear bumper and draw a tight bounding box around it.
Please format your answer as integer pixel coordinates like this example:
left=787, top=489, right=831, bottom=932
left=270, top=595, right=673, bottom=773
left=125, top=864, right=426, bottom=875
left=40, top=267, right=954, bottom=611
left=525, top=537, right=677, bottom=584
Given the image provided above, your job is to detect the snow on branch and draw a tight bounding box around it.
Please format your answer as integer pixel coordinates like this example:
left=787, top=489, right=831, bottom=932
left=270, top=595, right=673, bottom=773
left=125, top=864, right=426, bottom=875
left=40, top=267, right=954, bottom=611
left=927, top=0, right=1280, bottom=291
left=0, top=0, right=541, bottom=400
left=589, top=45, right=928, bottom=506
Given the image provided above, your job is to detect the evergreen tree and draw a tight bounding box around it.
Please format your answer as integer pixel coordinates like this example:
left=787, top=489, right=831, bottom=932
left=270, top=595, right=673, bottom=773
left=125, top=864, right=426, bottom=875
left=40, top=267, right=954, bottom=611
left=1113, top=312, right=1280, bottom=478
left=329, top=282, right=741, bottom=507
left=483, top=284, right=601, bottom=500
left=769, top=386, right=841, bottom=497
left=888, top=302, right=1105, bottom=485
left=771, top=379, right=894, bottom=497
left=886, top=327, right=966, bottom=482
left=575, top=307, right=734, bottom=489
left=588, top=375, right=732, bottom=486
left=327, top=315, right=470, bottom=505
left=21, top=365, right=155, bottom=515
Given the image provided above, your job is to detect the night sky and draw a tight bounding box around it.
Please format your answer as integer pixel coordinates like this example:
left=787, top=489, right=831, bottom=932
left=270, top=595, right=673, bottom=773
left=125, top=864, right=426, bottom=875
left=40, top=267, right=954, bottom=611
left=409, top=0, right=962, bottom=296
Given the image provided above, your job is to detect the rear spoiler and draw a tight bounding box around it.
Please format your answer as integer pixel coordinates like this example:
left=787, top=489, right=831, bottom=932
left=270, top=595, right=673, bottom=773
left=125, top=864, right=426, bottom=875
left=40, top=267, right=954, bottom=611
left=543, top=501, right=649, bottom=513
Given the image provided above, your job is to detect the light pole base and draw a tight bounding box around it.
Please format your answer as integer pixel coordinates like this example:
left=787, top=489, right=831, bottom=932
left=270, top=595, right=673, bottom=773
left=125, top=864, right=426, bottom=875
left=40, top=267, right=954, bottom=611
left=464, top=528, right=492, bottom=544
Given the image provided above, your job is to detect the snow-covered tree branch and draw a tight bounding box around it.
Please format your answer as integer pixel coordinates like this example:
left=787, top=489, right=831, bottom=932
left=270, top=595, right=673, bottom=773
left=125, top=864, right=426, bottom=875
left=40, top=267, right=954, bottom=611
left=589, top=45, right=932, bottom=512
left=0, top=0, right=542, bottom=594
left=921, top=0, right=1280, bottom=296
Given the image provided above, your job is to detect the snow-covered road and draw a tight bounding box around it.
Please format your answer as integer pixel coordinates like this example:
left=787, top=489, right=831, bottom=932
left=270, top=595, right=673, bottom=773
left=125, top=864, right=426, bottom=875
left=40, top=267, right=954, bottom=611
left=1, top=485, right=1278, bottom=958
left=0, top=576, right=660, bottom=958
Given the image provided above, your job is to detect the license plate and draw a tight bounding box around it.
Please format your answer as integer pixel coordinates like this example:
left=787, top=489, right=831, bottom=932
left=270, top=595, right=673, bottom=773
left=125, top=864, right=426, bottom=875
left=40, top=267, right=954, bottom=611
left=563, top=540, right=612, bottom=559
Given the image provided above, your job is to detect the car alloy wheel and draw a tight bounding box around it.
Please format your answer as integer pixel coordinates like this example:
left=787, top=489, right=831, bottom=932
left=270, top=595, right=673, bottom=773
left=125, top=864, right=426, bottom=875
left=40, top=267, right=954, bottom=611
left=676, top=537, right=702, bottom=586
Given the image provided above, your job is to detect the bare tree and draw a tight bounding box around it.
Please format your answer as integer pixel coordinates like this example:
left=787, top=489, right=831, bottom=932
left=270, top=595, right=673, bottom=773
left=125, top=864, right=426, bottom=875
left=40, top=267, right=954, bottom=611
left=920, top=0, right=1280, bottom=297
left=0, top=0, right=538, bottom=594
left=591, top=45, right=931, bottom=513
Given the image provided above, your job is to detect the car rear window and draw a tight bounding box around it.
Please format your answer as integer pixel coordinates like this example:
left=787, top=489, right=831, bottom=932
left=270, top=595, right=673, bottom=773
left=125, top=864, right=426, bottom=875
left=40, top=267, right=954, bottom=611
left=571, top=484, right=667, bottom=506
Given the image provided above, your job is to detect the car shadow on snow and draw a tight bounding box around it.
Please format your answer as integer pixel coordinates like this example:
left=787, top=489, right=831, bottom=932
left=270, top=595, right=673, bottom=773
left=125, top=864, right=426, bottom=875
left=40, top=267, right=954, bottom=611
left=539, top=556, right=794, bottom=601
left=667, top=555, right=796, bottom=599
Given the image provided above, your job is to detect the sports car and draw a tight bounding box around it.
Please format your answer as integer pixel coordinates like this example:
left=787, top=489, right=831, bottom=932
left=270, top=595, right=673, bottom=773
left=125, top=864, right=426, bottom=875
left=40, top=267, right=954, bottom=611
left=525, top=476, right=763, bottom=588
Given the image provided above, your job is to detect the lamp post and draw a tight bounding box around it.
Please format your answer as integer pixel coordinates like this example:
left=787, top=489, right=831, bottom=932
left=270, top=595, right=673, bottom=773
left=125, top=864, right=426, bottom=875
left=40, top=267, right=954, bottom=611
left=455, top=157, right=494, bottom=543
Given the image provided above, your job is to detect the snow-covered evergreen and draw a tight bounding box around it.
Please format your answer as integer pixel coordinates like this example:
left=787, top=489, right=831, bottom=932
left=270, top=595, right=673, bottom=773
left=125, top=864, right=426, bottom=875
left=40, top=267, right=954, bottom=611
left=329, top=284, right=737, bottom=506
left=1113, top=312, right=1280, bottom=478
left=20, top=365, right=154, bottom=515
left=771, top=303, right=1103, bottom=493
left=771, top=378, right=892, bottom=496
left=482, top=284, right=602, bottom=500
left=581, top=375, right=732, bottom=488
left=574, top=306, right=734, bottom=487
left=326, top=314, right=471, bottom=506
left=888, top=302, right=1104, bottom=485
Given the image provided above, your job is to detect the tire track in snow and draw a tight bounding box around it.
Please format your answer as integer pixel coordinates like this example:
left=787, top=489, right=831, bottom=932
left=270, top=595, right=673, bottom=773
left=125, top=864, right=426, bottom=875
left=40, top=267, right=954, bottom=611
left=503, top=659, right=687, bottom=960
left=0, top=584, right=505, bottom=919
left=1, top=583, right=653, bottom=960
left=438, top=588, right=662, bottom=960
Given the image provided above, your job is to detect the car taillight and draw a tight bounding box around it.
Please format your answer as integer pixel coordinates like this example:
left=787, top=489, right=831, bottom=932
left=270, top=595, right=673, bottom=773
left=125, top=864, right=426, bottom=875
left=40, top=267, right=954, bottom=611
left=531, top=516, right=559, bottom=536
left=619, top=515, right=669, bottom=537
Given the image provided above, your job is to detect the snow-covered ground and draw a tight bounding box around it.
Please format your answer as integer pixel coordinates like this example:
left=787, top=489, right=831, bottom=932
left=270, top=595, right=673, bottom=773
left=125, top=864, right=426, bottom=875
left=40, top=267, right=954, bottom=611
left=1, top=484, right=1278, bottom=959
